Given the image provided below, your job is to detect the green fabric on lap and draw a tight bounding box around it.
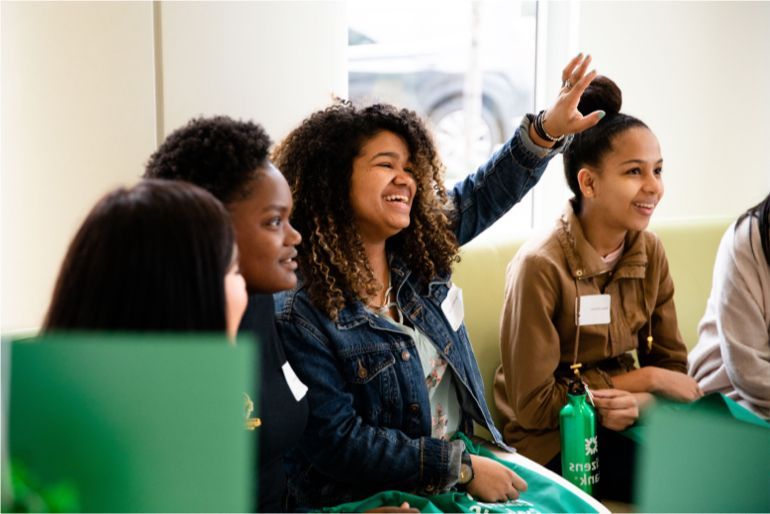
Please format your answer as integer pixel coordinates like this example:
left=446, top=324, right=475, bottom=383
left=324, top=432, right=598, bottom=513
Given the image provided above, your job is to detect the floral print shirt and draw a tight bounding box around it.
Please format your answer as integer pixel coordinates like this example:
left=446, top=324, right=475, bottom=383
left=381, top=306, right=461, bottom=440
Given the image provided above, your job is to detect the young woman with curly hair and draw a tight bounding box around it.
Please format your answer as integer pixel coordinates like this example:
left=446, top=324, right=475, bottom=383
left=271, top=54, right=604, bottom=510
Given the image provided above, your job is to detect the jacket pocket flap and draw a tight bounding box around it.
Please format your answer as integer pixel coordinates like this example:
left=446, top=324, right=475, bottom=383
left=342, top=349, right=396, bottom=384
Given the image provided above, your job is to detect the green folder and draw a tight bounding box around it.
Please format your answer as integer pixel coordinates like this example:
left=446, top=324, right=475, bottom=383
left=635, top=394, right=770, bottom=512
left=1, top=332, right=257, bottom=513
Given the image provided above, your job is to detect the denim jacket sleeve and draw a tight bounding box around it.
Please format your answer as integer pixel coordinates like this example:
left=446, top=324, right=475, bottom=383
left=277, top=294, right=460, bottom=493
left=450, top=115, right=570, bottom=246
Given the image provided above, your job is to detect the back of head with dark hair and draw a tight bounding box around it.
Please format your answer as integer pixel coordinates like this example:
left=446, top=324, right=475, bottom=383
left=44, top=179, right=235, bottom=332
left=563, top=75, right=649, bottom=213
left=144, top=116, right=272, bottom=204
left=737, top=192, right=770, bottom=269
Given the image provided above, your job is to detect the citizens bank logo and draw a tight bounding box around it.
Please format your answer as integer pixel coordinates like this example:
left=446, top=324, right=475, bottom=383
left=584, top=436, right=598, bottom=456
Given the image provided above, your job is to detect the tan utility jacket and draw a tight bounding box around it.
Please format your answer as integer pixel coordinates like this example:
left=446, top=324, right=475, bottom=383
left=493, top=202, right=688, bottom=464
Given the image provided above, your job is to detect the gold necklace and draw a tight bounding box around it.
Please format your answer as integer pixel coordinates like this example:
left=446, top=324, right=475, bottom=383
left=368, top=280, right=393, bottom=311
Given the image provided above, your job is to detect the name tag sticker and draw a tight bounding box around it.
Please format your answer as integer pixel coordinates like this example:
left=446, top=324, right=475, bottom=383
left=441, top=283, right=464, bottom=332
left=282, top=361, right=308, bottom=402
left=576, top=294, right=611, bottom=326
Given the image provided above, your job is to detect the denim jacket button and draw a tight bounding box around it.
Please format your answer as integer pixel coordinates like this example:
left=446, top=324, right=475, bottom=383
left=357, top=364, right=368, bottom=379
left=401, top=350, right=411, bottom=361
left=409, top=403, right=420, bottom=414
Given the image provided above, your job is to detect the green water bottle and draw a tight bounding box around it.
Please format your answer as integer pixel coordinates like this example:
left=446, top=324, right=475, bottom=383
left=560, top=377, right=600, bottom=495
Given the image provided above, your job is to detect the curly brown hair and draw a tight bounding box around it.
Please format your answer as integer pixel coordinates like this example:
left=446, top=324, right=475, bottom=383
left=273, top=102, right=460, bottom=320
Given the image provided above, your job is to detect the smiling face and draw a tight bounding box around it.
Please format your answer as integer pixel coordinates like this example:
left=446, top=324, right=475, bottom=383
left=228, top=164, right=302, bottom=293
left=580, top=126, right=664, bottom=235
left=349, top=130, right=417, bottom=244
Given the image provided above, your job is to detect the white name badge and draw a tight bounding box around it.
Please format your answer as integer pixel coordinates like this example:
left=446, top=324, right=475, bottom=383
left=282, top=361, right=308, bottom=402
left=441, top=283, right=464, bottom=332
left=576, top=294, right=611, bottom=326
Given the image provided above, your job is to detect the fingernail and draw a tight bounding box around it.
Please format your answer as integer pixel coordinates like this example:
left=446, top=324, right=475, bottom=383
left=597, top=110, right=606, bottom=120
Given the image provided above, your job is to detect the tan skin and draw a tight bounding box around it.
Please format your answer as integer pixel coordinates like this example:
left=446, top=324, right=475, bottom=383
left=350, top=54, right=603, bottom=503
left=574, top=126, right=703, bottom=430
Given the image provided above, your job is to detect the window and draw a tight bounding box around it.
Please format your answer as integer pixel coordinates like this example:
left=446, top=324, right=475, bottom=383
left=347, top=0, right=577, bottom=243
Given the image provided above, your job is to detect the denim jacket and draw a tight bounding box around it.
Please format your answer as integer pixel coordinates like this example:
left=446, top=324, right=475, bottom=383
left=275, top=117, right=567, bottom=509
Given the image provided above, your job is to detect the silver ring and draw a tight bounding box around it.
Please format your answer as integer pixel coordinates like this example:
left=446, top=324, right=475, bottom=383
left=562, top=79, right=573, bottom=90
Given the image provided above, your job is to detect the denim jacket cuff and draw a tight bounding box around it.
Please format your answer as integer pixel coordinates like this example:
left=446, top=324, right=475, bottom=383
left=416, top=436, right=458, bottom=494
left=443, top=439, right=466, bottom=490
left=513, top=115, right=573, bottom=165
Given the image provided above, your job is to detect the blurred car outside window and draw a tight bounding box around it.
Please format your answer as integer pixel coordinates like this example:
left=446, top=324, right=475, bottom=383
left=348, top=0, right=537, bottom=240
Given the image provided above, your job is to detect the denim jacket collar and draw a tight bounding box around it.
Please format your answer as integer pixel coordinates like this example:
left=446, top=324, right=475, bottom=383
left=333, top=256, right=452, bottom=331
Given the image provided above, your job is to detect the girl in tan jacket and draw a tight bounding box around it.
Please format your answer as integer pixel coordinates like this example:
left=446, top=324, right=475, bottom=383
left=493, top=76, right=702, bottom=501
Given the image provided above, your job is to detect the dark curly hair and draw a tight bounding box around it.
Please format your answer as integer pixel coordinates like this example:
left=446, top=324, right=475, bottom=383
left=563, top=75, right=648, bottom=214
left=144, top=115, right=272, bottom=203
left=44, top=179, right=234, bottom=332
left=273, top=102, right=460, bottom=320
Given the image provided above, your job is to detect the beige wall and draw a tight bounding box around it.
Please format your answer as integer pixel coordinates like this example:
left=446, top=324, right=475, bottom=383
left=577, top=1, right=770, bottom=221
left=1, top=1, right=157, bottom=332
left=159, top=1, right=347, bottom=142
left=533, top=1, right=770, bottom=228
left=1, top=1, right=346, bottom=332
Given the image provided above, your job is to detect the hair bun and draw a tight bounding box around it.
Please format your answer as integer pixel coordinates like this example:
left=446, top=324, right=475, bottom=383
left=577, top=75, right=622, bottom=116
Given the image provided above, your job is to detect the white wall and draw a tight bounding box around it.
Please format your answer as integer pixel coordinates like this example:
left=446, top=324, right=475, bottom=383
left=159, top=1, right=347, bottom=142
left=1, top=1, right=346, bottom=332
left=1, top=1, right=157, bottom=332
left=576, top=1, right=770, bottom=222
left=496, top=0, right=770, bottom=236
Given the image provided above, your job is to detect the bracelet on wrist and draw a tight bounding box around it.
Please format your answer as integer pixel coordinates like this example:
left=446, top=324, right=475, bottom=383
left=534, top=110, right=564, bottom=143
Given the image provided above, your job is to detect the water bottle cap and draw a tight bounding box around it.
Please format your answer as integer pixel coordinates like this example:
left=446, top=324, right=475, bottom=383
left=567, top=377, right=586, bottom=395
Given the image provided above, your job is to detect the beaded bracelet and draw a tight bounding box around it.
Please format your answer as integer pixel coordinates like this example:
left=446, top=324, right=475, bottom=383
left=533, top=110, right=564, bottom=143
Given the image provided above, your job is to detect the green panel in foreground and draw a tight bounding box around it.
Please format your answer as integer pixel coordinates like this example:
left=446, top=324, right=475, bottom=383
left=636, top=396, right=770, bottom=512
left=3, top=332, right=257, bottom=513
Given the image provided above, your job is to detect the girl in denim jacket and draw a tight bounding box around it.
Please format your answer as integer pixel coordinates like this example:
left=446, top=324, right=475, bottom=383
left=272, top=55, right=604, bottom=510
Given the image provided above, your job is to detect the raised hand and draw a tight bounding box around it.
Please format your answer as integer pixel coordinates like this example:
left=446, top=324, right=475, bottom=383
left=532, top=53, right=605, bottom=147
